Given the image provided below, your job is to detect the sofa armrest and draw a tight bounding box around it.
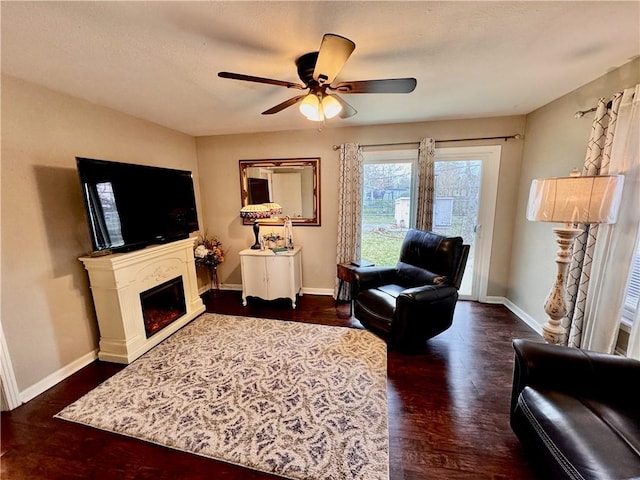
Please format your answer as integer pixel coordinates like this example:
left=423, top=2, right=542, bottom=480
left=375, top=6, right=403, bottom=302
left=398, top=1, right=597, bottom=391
left=511, top=338, right=640, bottom=413
left=351, top=266, right=397, bottom=295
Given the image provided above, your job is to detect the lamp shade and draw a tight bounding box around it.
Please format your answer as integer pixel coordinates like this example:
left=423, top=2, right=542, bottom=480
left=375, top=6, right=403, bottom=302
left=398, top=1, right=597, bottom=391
left=527, top=174, right=624, bottom=224
left=262, top=203, right=282, bottom=216
left=239, top=204, right=270, bottom=219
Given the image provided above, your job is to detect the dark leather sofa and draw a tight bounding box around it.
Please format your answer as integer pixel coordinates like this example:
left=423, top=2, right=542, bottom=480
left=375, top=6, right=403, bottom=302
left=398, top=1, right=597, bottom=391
left=510, top=338, right=640, bottom=480
left=351, top=229, right=469, bottom=349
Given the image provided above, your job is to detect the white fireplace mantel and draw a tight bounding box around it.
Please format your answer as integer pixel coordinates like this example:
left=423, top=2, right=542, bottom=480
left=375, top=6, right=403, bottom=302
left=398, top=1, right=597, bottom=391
left=79, top=237, right=205, bottom=364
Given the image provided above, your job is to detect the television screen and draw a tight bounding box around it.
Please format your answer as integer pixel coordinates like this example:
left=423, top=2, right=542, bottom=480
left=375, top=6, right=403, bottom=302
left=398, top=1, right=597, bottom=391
left=76, top=157, right=199, bottom=253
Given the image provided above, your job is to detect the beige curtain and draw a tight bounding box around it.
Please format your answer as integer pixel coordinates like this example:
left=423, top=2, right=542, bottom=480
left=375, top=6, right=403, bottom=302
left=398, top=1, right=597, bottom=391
left=566, top=85, right=640, bottom=354
left=623, top=86, right=640, bottom=359
left=415, top=137, right=436, bottom=230
left=564, top=95, right=622, bottom=347
left=581, top=85, right=640, bottom=355
left=335, top=143, right=364, bottom=300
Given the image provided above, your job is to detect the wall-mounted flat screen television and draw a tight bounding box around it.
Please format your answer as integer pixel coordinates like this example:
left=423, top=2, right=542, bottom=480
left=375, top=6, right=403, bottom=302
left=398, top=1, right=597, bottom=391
left=76, top=157, right=199, bottom=254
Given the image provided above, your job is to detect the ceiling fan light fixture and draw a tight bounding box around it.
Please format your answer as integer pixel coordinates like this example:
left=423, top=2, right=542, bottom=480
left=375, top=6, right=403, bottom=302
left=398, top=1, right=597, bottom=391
left=322, top=94, right=342, bottom=119
left=299, top=92, right=342, bottom=122
left=299, top=93, right=323, bottom=121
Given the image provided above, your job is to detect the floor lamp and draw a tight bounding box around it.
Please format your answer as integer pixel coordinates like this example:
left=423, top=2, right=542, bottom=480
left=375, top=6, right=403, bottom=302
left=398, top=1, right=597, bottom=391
left=526, top=172, right=624, bottom=344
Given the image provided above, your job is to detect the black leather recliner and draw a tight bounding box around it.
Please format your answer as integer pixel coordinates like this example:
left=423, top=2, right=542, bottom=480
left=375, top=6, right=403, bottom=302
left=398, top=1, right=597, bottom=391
left=351, top=229, right=469, bottom=349
left=510, top=338, right=640, bottom=480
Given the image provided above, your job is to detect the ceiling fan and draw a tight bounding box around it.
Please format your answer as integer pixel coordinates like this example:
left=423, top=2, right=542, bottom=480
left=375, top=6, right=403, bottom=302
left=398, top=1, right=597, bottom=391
left=218, top=33, right=417, bottom=122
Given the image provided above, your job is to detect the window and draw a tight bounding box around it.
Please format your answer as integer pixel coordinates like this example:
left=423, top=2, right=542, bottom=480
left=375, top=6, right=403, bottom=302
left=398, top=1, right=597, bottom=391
left=360, top=150, right=417, bottom=266
left=622, top=239, right=640, bottom=326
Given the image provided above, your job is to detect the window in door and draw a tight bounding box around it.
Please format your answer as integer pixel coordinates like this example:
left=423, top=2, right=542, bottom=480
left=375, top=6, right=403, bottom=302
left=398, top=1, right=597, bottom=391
left=434, top=146, right=501, bottom=301
left=432, top=160, right=482, bottom=297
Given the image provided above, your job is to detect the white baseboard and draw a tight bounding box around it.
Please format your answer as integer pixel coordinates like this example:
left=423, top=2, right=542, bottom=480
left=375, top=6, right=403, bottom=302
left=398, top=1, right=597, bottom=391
left=19, top=349, right=98, bottom=405
left=501, top=298, right=544, bottom=336
left=482, top=295, right=507, bottom=304
left=475, top=295, right=543, bottom=336
left=301, top=287, right=334, bottom=296
left=199, top=284, right=242, bottom=294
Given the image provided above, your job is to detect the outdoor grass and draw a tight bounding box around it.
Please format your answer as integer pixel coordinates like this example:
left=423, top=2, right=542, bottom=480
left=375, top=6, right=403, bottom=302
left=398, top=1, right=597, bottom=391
left=361, top=230, right=405, bottom=266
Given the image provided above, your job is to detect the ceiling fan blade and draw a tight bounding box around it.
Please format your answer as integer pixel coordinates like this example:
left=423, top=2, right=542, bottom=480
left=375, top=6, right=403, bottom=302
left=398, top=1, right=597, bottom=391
left=313, top=34, right=356, bottom=85
left=332, top=94, right=357, bottom=119
left=330, top=78, right=417, bottom=94
left=218, top=72, right=305, bottom=90
left=262, top=95, right=307, bottom=115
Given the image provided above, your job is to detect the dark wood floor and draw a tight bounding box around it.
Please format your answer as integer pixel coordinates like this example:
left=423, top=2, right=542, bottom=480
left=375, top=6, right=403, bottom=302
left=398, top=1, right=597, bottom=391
left=1, top=291, right=541, bottom=479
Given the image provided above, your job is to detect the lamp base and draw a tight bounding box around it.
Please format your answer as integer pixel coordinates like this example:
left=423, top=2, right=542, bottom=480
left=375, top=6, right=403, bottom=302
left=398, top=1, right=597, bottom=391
left=251, top=220, right=261, bottom=249
left=542, top=226, right=582, bottom=344
left=542, top=322, right=566, bottom=345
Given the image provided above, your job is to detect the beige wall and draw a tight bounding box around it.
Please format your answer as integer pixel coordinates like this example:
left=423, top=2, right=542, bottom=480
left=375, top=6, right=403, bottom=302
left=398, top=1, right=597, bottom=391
left=1, top=75, right=200, bottom=392
left=196, top=115, right=526, bottom=296
left=508, top=58, right=640, bottom=327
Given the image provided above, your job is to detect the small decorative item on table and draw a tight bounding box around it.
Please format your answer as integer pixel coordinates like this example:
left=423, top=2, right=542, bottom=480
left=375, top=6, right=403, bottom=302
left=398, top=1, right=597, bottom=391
left=263, top=231, right=284, bottom=249
left=283, top=216, right=294, bottom=249
left=194, top=232, right=225, bottom=294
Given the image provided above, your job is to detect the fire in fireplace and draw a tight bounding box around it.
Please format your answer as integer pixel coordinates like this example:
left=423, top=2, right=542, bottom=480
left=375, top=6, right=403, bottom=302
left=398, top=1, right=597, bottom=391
left=140, top=277, right=186, bottom=338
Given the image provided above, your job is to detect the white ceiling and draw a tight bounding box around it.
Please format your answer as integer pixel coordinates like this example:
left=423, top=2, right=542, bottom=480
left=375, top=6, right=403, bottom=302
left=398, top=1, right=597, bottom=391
left=2, top=1, right=639, bottom=137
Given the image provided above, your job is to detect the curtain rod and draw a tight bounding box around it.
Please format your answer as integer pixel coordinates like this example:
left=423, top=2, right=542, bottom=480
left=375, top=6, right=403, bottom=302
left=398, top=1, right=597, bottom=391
left=574, top=99, right=614, bottom=119
left=331, top=134, right=522, bottom=151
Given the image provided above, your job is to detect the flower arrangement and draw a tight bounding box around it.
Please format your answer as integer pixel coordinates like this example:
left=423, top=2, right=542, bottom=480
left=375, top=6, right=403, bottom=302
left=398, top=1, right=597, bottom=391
left=194, top=232, right=225, bottom=267
left=263, top=231, right=283, bottom=243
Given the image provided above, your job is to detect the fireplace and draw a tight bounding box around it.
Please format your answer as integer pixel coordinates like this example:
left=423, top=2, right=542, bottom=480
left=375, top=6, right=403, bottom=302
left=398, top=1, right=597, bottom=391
left=140, top=277, right=186, bottom=338
left=80, top=237, right=205, bottom=364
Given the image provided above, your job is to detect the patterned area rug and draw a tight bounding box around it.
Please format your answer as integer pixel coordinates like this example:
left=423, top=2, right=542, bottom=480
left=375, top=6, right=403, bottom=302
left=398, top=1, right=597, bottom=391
left=56, top=313, right=389, bottom=480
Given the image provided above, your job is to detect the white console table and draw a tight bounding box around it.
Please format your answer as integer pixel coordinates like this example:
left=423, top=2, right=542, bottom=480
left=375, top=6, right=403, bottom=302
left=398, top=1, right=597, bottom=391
left=239, top=246, right=302, bottom=308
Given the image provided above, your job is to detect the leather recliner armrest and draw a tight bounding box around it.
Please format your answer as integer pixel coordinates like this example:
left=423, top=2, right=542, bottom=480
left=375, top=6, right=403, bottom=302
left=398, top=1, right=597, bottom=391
left=351, top=266, right=397, bottom=295
left=511, top=338, right=640, bottom=413
left=399, top=284, right=458, bottom=303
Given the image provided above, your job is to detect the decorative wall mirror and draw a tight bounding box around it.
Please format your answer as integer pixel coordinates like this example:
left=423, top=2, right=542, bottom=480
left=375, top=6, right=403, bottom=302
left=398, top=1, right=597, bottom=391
left=239, top=158, right=321, bottom=226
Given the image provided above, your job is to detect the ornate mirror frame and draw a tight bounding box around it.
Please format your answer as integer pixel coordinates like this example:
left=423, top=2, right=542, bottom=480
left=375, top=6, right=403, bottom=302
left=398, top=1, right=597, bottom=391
left=239, top=158, right=321, bottom=226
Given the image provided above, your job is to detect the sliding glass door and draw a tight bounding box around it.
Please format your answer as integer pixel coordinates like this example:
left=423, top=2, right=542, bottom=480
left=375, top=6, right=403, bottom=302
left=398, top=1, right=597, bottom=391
left=435, top=146, right=501, bottom=301
left=359, top=145, right=501, bottom=302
